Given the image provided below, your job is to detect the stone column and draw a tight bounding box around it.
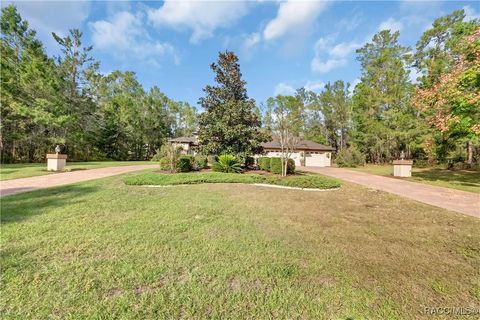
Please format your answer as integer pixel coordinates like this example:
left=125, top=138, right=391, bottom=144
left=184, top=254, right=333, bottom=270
left=46, top=154, right=67, bottom=171
left=392, top=160, right=413, bottom=177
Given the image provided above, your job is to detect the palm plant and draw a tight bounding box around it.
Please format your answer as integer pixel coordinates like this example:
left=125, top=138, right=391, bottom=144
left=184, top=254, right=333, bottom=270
left=212, top=154, right=241, bottom=173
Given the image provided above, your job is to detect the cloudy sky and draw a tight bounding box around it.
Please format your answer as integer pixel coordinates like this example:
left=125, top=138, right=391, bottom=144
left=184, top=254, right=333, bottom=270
left=4, top=1, right=479, bottom=106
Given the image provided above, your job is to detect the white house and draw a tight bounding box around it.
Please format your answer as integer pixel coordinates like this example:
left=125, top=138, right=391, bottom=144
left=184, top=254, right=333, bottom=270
left=259, top=139, right=335, bottom=167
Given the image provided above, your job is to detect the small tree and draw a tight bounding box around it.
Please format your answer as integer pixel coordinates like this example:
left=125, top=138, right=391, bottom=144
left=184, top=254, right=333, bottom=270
left=266, top=95, right=304, bottom=176
left=160, top=144, right=181, bottom=173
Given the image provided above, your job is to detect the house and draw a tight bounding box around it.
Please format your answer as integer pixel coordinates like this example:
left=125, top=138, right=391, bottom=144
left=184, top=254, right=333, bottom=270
left=259, top=139, right=335, bottom=167
left=168, top=136, right=198, bottom=155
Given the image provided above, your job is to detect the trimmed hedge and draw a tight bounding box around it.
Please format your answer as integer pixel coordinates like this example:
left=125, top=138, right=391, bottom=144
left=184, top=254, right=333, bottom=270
left=269, top=157, right=295, bottom=175
left=124, top=172, right=341, bottom=190
left=257, top=157, right=271, bottom=171
left=176, top=155, right=194, bottom=172
left=194, top=155, right=208, bottom=169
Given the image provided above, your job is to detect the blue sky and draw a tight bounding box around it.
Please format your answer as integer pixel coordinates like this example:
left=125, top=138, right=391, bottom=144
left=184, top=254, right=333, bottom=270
left=4, top=1, right=479, bottom=107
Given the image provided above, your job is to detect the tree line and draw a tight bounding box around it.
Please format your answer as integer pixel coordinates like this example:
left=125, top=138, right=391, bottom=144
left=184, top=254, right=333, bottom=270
left=1, top=5, right=197, bottom=163
left=1, top=6, right=478, bottom=167
left=263, top=10, right=479, bottom=167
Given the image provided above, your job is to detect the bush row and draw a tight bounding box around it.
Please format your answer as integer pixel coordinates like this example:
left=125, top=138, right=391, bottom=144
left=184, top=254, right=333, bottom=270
left=159, top=155, right=208, bottom=172
left=124, top=172, right=341, bottom=190
left=257, top=157, right=295, bottom=174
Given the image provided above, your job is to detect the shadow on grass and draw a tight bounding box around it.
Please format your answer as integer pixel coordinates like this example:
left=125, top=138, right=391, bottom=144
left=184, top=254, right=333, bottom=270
left=1, top=184, right=99, bottom=224
left=413, top=169, right=480, bottom=188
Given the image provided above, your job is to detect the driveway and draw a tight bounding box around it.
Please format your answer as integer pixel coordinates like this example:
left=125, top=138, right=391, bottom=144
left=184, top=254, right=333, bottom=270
left=300, top=166, right=479, bottom=218
left=0, top=165, right=157, bottom=197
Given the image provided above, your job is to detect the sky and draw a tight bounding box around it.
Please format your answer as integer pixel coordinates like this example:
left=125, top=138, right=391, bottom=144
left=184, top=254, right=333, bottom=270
left=4, top=0, right=479, bottom=107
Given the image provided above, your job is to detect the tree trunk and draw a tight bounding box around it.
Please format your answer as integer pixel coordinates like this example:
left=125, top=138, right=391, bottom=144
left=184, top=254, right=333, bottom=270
left=466, top=140, right=473, bottom=165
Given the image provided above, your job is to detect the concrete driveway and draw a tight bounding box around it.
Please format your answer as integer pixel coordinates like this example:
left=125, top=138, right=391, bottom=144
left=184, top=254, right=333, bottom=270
left=300, top=166, right=479, bottom=218
left=0, top=165, right=157, bottom=197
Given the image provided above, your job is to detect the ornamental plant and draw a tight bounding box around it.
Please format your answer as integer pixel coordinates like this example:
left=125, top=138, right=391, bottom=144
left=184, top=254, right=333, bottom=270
left=212, top=154, right=242, bottom=173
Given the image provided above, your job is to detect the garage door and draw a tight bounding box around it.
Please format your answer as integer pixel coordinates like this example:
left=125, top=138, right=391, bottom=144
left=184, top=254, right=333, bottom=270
left=305, top=152, right=330, bottom=167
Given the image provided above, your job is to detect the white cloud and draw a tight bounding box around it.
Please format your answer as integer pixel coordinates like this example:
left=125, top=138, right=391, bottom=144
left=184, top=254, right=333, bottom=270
left=3, top=0, right=91, bottom=51
left=378, top=17, right=404, bottom=32
left=274, top=82, right=296, bottom=96
left=90, top=11, right=179, bottom=66
left=311, top=58, right=346, bottom=73
left=330, top=41, right=360, bottom=58
left=147, top=0, right=250, bottom=43
left=463, top=5, right=480, bottom=21
left=275, top=80, right=325, bottom=96
left=263, top=0, right=330, bottom=41
left=311, top=37, right=360, bottom=73
left=243, top=32, right=261, bottom=51
left=304, top=80, right=325, bottom=92
left=336, top=13, right=363, bottom=32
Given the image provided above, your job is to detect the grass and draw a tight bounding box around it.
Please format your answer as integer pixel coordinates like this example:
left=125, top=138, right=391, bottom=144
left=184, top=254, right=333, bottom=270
left=124, top=171, right=341, bottom=190
left=0, top=161, right=152, bottom=181
left=1, top=171, right=479, bottom=319
left=348, top=164, right=480, bottom=193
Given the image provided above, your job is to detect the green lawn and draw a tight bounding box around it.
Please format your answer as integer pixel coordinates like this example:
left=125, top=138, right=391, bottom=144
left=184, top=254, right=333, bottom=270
left=1, top=171, right=479, bottom=319
left=0, top=161, right=152, bottom=181
left=348, top=164, right=480, bottom=193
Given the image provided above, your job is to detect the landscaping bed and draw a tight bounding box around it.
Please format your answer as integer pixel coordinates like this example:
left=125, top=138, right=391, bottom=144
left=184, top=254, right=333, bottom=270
left=124, top=171, right=341, bottom=190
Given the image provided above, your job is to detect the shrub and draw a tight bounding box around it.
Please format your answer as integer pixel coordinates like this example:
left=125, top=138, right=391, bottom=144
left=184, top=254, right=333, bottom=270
left=335, top=147, right=365, bottom=168
left=151, top=149, right=162, bottom=162
left=176, top=155, right=194, bottom=172
left=257, top=157, right=271, bottom=171
left=266, top=175, right=340, bottom=189
left=194, top=155, right=208, bottom=169
left=207, top=155, right=217, bottom=166
left=159, top=157, right=170, bottom=170
left=269, top=157, right=295, bottom=175
left=212, top=154, right=241, bottom=173
left=236, top=152, right=254, bottom=168
left=159, top=144, right=181, bottom=172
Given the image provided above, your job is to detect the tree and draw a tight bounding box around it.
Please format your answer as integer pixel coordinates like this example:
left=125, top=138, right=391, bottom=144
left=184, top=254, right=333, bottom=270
left=53, top=29, right=99, bottom=159
left=266, top=95, right=304, bottom=176
left=0, top=5, right=65, bottom=162
left=351, top=30, right=418, bottom=163
left=317, top=81, right=351, bottom=150
left=198, top=51, right=268, bottom=157
left=413, top=27, right=480, bottom=165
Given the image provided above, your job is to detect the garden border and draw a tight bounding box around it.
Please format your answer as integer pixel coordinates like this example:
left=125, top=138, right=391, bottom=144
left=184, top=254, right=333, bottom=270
left=138, top=183, right=340, bottom=192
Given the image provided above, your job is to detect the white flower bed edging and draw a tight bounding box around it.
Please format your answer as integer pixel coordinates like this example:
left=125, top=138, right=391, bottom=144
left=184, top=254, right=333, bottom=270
left=252, top=183, right=340, bottom=192
left=138, top=184, right=340, bottom=192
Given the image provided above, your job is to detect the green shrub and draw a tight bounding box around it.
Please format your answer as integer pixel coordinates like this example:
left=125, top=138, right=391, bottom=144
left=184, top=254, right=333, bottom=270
left=257, top=157, right=271, bottom=171
left=194, top=155, right=208, bottom=169
left=159, top=157, right=170, bottom=170
left=151, top=149, right=162, bottom=162
left=176, top=155, right=194, bottom=172
left=124, top=172, right=265, bottom=186
left=269, top=157, right=295, bottom=174
left=212, top=154, right=242, bottom=173
left=266, top=175, right=340, bottom=189
left=124, top=172, right=340, bottom=190
left=235, top=152, right=254, bottom=168
left=335, top=147, right=365, bottom=168
left=207, top=155, right=217, bottom=166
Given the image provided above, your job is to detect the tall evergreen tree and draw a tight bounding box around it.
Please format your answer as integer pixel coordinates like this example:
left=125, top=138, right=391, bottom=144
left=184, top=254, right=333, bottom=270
left=351, top=30, right=421, bottom=163
left=198, top=51, right=268, bottom=157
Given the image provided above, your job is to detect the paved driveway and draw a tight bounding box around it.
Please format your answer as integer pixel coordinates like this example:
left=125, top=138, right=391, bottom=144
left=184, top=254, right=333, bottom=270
left=300, top=166, right=479, bottom=218
left=0, top=165, right=157, bottom=197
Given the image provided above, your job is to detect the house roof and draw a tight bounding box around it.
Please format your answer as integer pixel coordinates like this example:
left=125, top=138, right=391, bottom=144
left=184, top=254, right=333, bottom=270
left=260, top=139, right=335, bottom=151
left=168, top=136, right=199, bottom=145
